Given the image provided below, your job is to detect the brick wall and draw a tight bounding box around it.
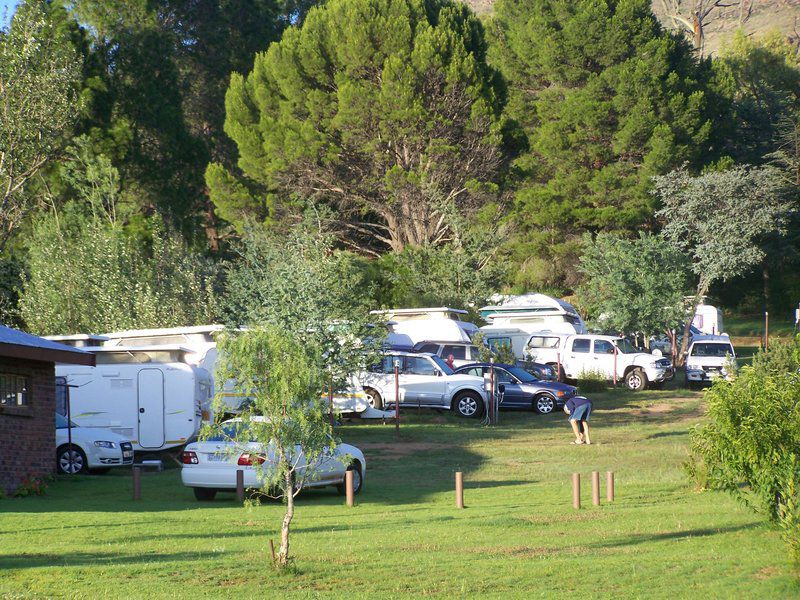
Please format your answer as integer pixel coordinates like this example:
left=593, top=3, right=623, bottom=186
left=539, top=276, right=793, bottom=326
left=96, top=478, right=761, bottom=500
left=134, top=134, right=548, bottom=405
left=0, top=357, right=55, bottom=495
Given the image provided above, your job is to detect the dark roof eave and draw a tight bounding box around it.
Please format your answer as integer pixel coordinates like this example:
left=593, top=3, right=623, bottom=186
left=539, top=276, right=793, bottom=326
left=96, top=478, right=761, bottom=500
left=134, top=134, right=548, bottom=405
left=0, top=343, right=95, bottom=366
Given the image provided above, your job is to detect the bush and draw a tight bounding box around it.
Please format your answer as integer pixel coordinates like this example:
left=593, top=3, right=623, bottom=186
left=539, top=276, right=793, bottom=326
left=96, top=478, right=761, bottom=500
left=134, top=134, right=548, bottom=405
left=687, top=335, right=800, bottom=566
left=576, top=369, right=608, bottom=393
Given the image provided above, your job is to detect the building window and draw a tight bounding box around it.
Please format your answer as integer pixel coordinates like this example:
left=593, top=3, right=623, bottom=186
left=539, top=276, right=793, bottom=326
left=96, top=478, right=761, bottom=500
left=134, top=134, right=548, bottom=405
left=0, top=373, right=30, bottom=406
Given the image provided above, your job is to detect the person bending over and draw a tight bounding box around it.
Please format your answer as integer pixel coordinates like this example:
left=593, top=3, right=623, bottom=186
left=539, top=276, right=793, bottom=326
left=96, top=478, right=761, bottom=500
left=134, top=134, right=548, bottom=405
left=564, top=396, right=593, bottom=445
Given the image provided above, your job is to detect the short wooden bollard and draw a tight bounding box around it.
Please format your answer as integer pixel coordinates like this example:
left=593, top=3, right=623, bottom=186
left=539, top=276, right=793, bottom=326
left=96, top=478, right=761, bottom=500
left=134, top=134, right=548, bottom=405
left=345, top=470, right=354, bottom=507
left=572, top=473, right=580, bottom=509
left=236, top=469, right=244, bottom=503
left=132, top=466, right=141, bottom=501
left=591, top=471, right=600, bottom=506
left=455, top=471, right=464, bottom=509
left=607, top=471, right=615, bottom=502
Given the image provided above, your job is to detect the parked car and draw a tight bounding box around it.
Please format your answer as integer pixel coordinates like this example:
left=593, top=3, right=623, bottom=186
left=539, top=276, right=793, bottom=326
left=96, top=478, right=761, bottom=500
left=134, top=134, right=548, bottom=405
left=685, top=335, right=737, bottom=389
left=180, top=417, right=366, bottom=501
left=55, top=413, right=134, bottom=474
left=453, top=363, right=578, bottom=414
left=524, top=333, right=673, bottom=391
left=360, top=351, right=488, bottom=418
left=411, top=340, right=482, bottom=367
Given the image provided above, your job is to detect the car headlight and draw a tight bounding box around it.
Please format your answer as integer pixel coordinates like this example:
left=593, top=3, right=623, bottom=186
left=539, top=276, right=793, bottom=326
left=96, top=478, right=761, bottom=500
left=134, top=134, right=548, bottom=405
left=94, top=441, right=117, bottom=449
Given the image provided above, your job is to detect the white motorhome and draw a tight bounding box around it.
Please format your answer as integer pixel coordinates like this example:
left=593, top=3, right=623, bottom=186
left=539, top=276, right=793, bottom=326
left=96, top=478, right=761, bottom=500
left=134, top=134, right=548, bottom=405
left=692, top=304, right=724, bottom=336
left=53, top=345, right=213, bottom=451
left=480, top=293, right=588, bottom=335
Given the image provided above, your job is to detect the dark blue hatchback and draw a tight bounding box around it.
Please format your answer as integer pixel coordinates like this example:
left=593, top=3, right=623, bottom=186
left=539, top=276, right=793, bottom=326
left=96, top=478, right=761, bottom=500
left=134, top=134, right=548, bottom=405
left=453, top=362, right=578, bottom=414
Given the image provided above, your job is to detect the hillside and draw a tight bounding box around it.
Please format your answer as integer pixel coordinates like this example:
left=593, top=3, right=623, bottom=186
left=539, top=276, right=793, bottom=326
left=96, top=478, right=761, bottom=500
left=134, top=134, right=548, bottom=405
left=466, top=0, right=800, bottom=57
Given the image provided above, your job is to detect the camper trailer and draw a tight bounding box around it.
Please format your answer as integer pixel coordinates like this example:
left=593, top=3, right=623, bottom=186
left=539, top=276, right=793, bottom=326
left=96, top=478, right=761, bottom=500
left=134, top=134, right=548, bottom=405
left=692, top=304, right=724, bottom=336
left=372, top=307, right=479, bottom=347
left=54, top=345, right=213, bottom=451
left=480, top=293, right=587, bottom=335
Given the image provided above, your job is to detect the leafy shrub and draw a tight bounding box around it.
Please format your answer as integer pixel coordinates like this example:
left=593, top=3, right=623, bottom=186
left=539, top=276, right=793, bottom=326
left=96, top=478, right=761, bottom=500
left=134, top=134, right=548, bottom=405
left=687, top=335, right=800, bottom=565
left=576, top=369, right=608, bottom=393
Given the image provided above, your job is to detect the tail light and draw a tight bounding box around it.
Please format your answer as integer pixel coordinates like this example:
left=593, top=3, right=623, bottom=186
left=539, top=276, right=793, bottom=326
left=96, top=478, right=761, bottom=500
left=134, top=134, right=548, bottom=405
left=237, top=453, right=265, bottom=466
left=181, top=451, right=198, bottom=464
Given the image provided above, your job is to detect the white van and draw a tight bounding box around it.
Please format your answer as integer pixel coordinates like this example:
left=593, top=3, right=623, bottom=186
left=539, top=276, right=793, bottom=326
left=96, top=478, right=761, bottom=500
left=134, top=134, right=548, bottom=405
left=55, top=346, right=213, bottom=451
left=684, top=335, right=736, bottom=388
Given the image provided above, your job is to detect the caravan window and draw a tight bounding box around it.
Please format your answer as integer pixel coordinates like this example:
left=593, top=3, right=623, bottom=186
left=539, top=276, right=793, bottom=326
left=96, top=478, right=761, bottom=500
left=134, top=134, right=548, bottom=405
left=487, top=337, right=512, bottom=352
left=417, top=343, right=440, bottom=354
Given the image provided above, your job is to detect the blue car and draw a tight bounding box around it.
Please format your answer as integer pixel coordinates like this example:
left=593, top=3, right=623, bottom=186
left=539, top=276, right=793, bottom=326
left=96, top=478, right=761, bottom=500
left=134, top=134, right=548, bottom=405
left=453, top=362, right=578, bottom=414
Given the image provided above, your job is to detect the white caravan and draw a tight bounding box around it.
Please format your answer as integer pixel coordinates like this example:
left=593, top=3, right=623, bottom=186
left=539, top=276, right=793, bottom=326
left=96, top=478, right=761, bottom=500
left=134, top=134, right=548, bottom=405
left=98, top=325, right=384, bottom=418
left=692, top=304, right=724, bottom=336
left=372, top=307, right=479, bottom=347
left=53, top=345, right=213, bottom=451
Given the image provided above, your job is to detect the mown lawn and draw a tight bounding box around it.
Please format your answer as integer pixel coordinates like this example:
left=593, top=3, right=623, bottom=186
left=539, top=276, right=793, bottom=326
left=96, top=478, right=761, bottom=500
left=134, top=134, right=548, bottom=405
left=2, top=387, right=798, bottom=598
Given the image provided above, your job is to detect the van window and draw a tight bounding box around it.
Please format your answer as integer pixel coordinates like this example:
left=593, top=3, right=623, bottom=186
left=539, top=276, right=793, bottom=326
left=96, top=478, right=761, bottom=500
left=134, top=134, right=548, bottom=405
left=593, top=340, right=615, bottom=355
left=528, top=336, right=560, bottom=349
left=442, top=345, right=466, bottom=360
left=467, top=345, right=480, bottom=359
left=572, top=338, right=591, bottom=353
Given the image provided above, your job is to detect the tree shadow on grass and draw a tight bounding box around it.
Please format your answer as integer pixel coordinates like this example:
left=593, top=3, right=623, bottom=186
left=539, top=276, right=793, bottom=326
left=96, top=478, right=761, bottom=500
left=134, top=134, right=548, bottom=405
left=589, top=522, right=763, bottom=549
left=0, top=550, right=224, bottom=571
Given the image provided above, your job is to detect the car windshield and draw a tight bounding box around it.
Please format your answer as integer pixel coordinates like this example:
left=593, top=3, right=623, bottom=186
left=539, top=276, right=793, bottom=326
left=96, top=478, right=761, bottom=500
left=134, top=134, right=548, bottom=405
left=429, top=355, right=453, bottom=375
left=506, top=366, right=538, bottom=383
left=691, top=343, right=735, bottom=357
left=614, top=339, right=639, bottom=354
left=54, top=413, right=78, bottom=429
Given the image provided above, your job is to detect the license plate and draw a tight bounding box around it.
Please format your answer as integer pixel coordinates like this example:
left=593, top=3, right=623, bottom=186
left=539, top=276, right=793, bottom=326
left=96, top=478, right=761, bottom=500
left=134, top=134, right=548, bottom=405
left=207, top=453, right=227, bottom=462
left=123, top=451, right=133, bottom=458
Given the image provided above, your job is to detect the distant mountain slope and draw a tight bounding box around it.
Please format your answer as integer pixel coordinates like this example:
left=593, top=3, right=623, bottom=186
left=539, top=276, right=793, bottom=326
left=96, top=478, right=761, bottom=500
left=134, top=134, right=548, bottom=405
left=466, top=0, right=800, bottom=57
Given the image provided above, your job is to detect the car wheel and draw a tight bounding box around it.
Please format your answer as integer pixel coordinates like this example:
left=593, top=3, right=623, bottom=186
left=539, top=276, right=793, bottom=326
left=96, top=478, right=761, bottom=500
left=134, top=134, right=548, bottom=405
left=453, top=392, right=483, bottom=418
left=625, top=368, right=648, bottom=391
left=57, top=445, right=87, bottom=474
left=533, top=394, right=556, bottom=414
left=193, top=487, right=217, bottom=501
left=336, top=463, right=363, bottom=496
left=364, top=388, right=383, bottom=410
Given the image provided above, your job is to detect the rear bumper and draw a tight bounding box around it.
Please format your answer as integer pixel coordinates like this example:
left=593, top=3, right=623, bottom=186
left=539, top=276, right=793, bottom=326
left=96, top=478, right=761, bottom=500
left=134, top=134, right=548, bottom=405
left=181, top=466, right=262, bottom=489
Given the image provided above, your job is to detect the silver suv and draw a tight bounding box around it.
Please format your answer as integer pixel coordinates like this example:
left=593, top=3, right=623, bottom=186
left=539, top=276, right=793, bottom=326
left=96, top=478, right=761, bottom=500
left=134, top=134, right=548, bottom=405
left=360, top=351, right=488, bottom=418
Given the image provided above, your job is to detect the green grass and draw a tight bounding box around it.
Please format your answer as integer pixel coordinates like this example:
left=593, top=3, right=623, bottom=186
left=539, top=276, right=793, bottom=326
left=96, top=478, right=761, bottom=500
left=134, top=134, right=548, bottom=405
left=725, top=313, right=796, bottom=340
left=2, top=387, right=798, bottom=598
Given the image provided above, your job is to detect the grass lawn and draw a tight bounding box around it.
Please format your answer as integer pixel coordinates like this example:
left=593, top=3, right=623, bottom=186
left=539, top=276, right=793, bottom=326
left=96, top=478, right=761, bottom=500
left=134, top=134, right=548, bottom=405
left=2, top=387, right=798, bottom=598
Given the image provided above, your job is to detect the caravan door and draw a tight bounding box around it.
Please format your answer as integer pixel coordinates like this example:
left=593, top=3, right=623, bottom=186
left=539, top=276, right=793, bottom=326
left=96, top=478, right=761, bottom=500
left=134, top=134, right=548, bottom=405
left=137, top=368, right=165, bottom=449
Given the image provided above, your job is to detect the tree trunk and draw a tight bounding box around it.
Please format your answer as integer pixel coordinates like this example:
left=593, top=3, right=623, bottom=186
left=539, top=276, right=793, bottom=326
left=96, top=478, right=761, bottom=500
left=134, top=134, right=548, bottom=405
left=277, top=469, right=295, bottom=566
left=678, top=283, right=709, bottom=367
left=763, top=263, right=770, bottom=313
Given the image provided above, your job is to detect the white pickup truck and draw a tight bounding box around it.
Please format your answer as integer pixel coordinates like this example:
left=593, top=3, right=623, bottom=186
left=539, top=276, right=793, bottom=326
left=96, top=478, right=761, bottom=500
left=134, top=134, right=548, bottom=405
left=524, top=334, right=674, bottom=391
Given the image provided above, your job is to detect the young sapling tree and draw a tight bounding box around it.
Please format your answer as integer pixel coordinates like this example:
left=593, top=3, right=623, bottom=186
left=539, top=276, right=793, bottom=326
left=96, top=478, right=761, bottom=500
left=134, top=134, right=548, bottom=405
left=206, top=326, right=333, bottom=567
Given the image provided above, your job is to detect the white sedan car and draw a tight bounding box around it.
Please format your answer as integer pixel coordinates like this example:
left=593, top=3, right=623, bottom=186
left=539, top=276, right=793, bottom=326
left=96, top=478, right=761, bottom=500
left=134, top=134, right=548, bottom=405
left=55, top=413, right=134, bottom=474
left=181, top=418, right=366, bottom=501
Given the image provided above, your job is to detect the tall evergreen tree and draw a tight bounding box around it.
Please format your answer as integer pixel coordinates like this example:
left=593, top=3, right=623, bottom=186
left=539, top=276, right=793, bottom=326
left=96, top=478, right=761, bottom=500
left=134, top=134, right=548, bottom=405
left=488, top=0, right=722, bottom=292
left=208, top=0, right=511, bottom=254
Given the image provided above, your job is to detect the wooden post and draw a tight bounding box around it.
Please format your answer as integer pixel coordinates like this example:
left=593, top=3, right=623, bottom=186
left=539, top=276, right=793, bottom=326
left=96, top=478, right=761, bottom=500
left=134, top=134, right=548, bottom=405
left=765, top=311, right=769, bottom=350
left=394, top=362, right=400, bottom=440
left=455, top=471, right=464, bottom=509
left=269, top=539, right=276, bottom=563
left=236, top=469, right=244, bottom=503
left=591, top=471, right=600, bottom=506
left=606, top=471, right=615, bottom=502
left=328, top=378, right=334, bottom=428
left=489, top=359, right=495, bottom=424
left=613, top=346, right=618, bottom=386
left=345, top=469, right=354, bottom=507
left=132, top=466, right=141, bottom=501
left=572, top=473, right=580, bottom=509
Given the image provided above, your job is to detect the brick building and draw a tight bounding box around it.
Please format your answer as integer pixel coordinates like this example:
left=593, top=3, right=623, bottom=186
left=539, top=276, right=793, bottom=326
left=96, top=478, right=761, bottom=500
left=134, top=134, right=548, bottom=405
left=0, top=326, right=94, bottom=495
